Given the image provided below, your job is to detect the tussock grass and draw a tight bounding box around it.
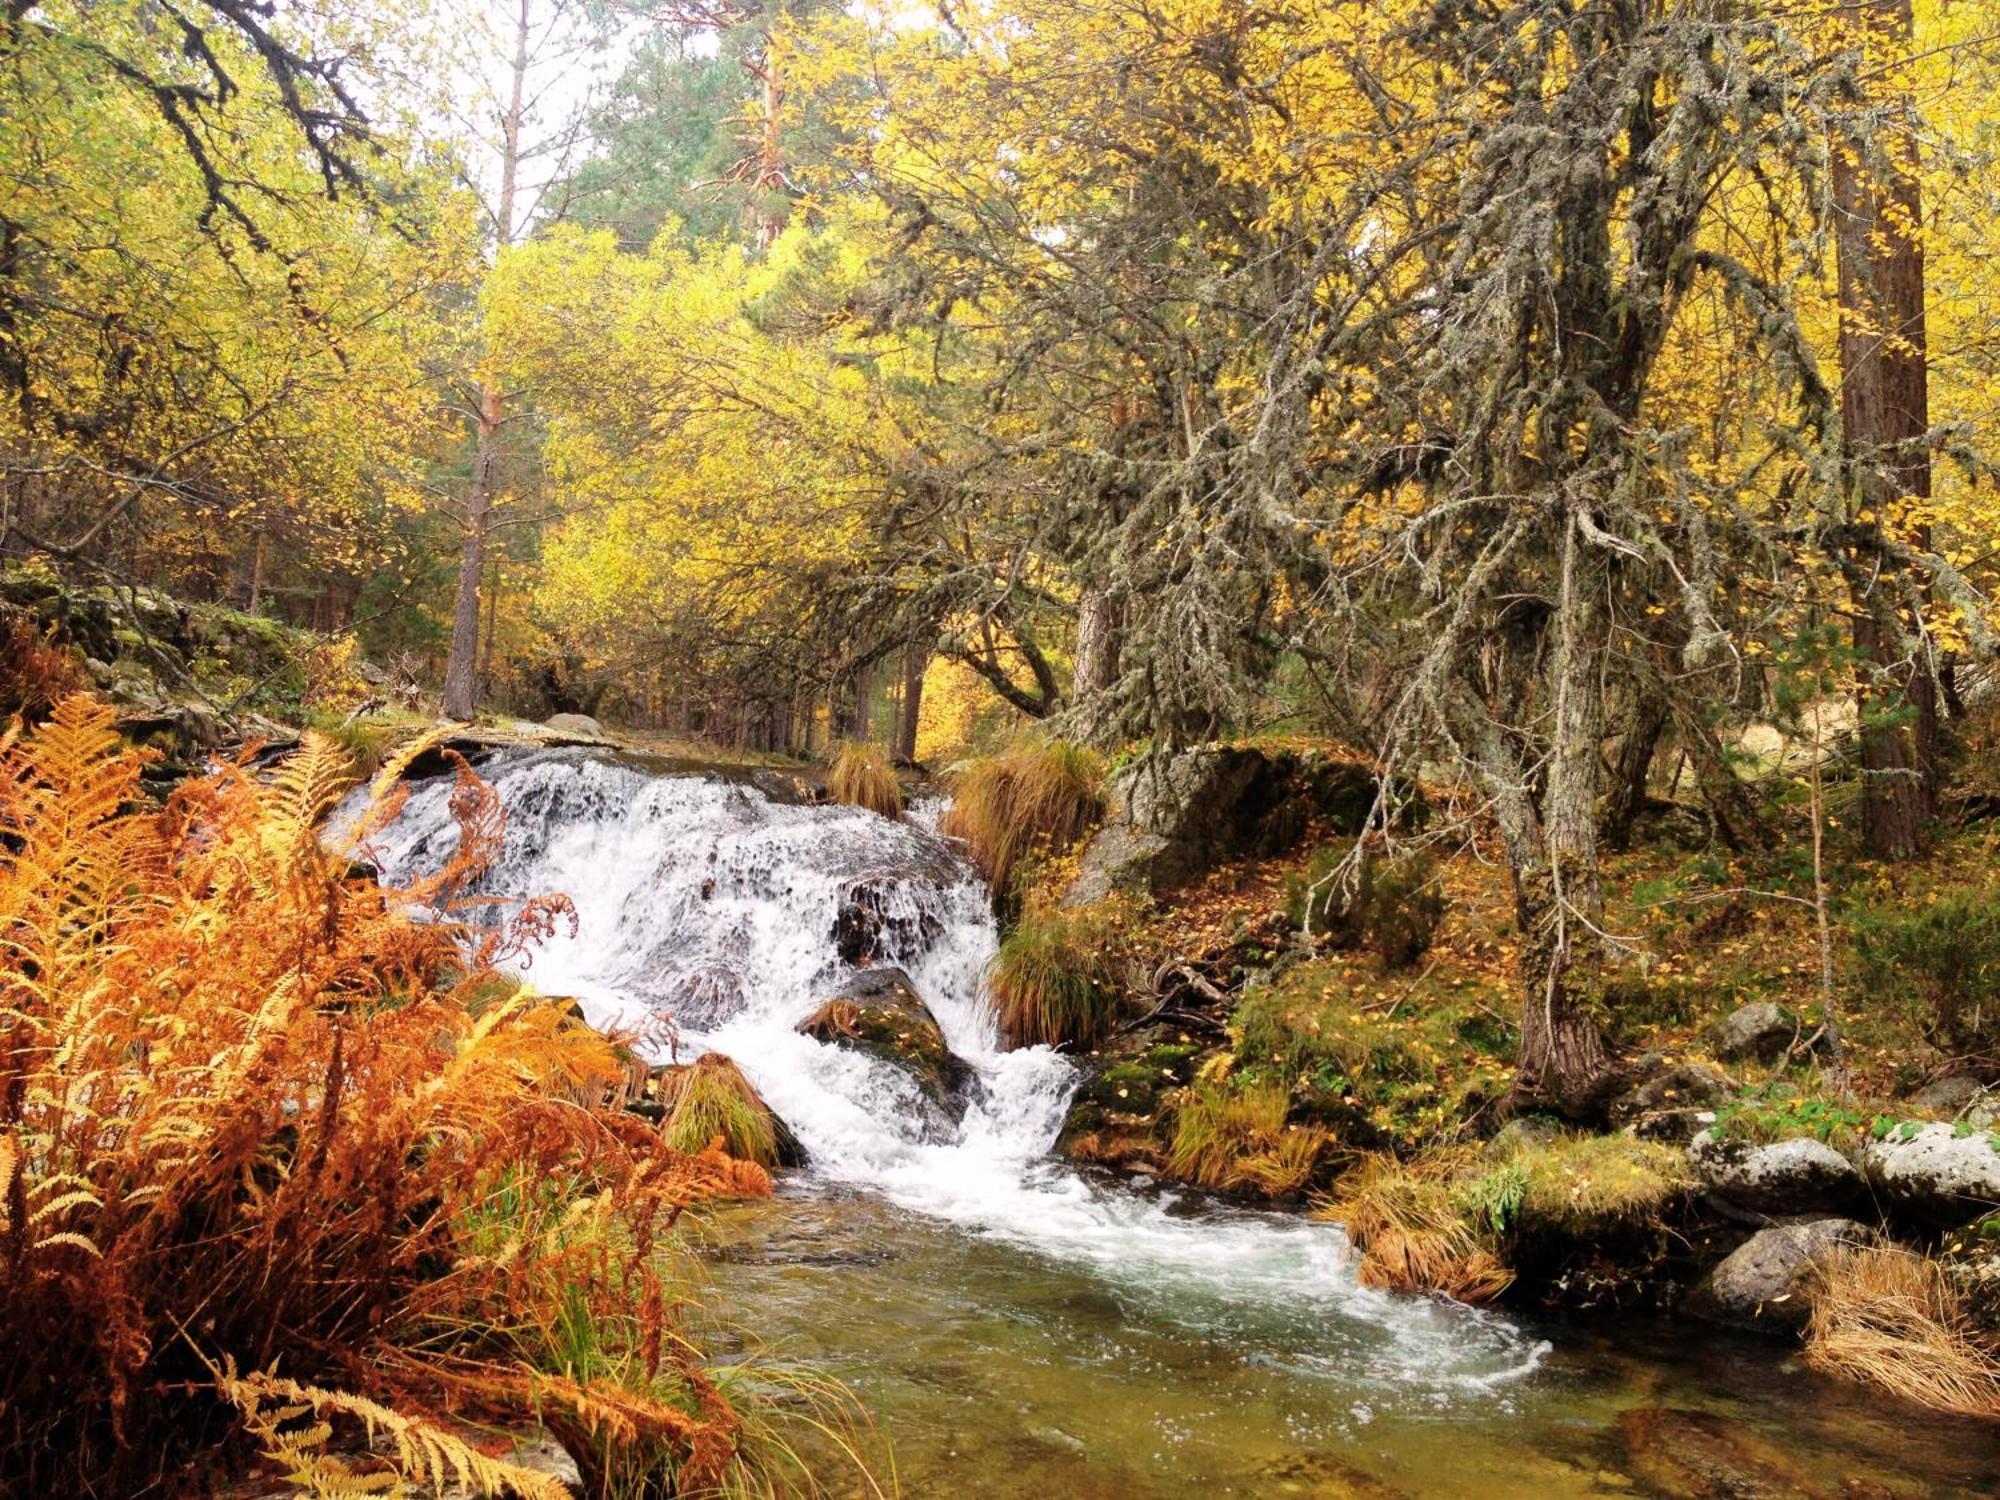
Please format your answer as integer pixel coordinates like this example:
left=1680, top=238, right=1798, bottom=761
left=828, top=740, right=903, bottom=818
left=0, top=699, right=872, bottom=1497
left=1312, top=1129, right=1682, bottom=1304
left=659, top=1052, right=783, bottom=1169
left=1805, top=1246, right=2000, bottom=1419
left=1316, top=1152, right=1514, bottom=1303
left=1491, top=1129, right=1690, bottom=1235
left=1169, top=1080, right=1330, bottom=1199
left=943, top=737, right=1105, bottom=899
left=986, top=900, right=1126, bottom=1049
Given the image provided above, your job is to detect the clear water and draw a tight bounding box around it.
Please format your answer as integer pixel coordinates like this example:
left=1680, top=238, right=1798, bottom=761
left=357, top=750, right=2000, bottom=1496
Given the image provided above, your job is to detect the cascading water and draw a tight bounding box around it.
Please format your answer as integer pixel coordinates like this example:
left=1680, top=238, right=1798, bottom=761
left=355, top=747, right=1546, bottom=1401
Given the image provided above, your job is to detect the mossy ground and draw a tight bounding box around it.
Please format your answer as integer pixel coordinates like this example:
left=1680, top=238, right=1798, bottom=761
left=1038, top=732, right=2000, bottom=1232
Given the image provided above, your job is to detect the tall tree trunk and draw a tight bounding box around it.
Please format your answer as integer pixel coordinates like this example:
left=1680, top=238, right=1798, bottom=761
left=1072, top=585, right=1122, bottom=704
left=442, top=0, right=529, bottom=722
left=1832, top=0, right=1935, bottom=860
left=443, top=384, right=503, bottom=719
left=479, top=553, right=501, bottom=699
left=897, top=641, right=927, bottom=763
left=1469, top=529, right=1619, bottom=1118
left=749, top=33, right=787, bottom=248
left=246, top=530, right=267, bottom=615
left=850, top=661, right=872, bottom=742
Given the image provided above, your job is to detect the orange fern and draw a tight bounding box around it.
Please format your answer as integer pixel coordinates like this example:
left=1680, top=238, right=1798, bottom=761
left=0, top=698, right=806, bottom=1497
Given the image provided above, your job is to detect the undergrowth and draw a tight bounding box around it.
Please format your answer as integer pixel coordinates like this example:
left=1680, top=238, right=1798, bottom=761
left=1230, top=959, right=1512, bottom=1149
left=986, top=899, right=1132, bottom=1050
left=0, top=699, right=867, bottom=1498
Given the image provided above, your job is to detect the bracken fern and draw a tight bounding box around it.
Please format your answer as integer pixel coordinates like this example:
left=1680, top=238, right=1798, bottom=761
left=0, top=698, right=864, bottom=1498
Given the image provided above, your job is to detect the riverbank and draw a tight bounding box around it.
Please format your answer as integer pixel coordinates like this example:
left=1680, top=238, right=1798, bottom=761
left=978, top=738, right=2000, bottom=1421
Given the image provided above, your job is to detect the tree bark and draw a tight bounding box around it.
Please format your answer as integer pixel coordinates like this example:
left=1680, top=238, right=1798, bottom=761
left=897, top=641, right=927, bottom=763
left=1072, top=585, right=1123, bottom=702
left=1832, top=0, right=1935, bottom=860
left=1464, top=529, right=1619, bottom=1118
left=850, top=660, right=872, bottom=742
left=441, top=0, right=529, bottom=722
left=1602, top=683, right=1668, bottom=850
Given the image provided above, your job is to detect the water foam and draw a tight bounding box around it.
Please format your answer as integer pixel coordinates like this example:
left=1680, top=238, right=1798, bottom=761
left=354, top=748, right=1545, bottom=1396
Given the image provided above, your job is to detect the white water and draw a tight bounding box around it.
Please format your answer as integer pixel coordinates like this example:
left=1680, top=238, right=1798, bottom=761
left=354, top=748, right=1546, bottom=1398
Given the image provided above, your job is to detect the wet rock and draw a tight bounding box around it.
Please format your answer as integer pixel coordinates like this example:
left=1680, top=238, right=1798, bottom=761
left=1688, top=1130, right=1864, bottom=1218
left=1945, top=1249, right=2000, bottom=1335
left=1253, top=1452, right=1411, bottom=1498
left=1610, top=1056, right=1735, bottom=1140
left=1858, top=1121, right=2000, bottom=1226
left=1615, top=1406, right=1823, bottom=1497
left=1684, top=1218, right=1879, bottom=1331
left=1709, top=1001, right=1807, bottom=1063
left=831, top=900, right=883, bottom=965
left=1065, top=746, right=1379, bottom=905
left=543, top=711, right=604, bottom=738
left=832, top=877, right=946, bottom=966
left=800, top=967, right=972, bottom=1120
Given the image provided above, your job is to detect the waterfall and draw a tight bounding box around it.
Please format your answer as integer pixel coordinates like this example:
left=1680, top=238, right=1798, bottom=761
left=354, top=747, right=1546, bottom=1396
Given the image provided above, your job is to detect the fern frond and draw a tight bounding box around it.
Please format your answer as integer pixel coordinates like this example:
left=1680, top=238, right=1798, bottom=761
left=218, top=1368, right=573, bottom=1500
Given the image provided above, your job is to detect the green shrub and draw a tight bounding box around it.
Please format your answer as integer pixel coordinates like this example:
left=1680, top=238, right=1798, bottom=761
left=1852, top=892, right=2000, bottom=1055
left=943, top=738, right=1105, bottom=901
left=827, top=740, right=903, bottom=817
left=1284, top=847, right=1444, bottom=969
left=659, top=1053, right=782, bottom=1166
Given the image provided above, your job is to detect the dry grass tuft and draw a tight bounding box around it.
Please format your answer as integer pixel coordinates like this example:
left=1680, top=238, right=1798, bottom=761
left=942, top=738, right=1105, bottom=899
left=828, top=741, right=903, bottom=818
left=1805, top=1246, right=2000, bottom=1419
left=1168, top=1081, right=1331, bottom=1200
left=1316, top=1152, right=1515, bottom=1303
left=0, top=698, right=862, bottom=1497
left=658, top=1052, right=783, bottom=1169
left=986, top=901, right=1126, bottom=1049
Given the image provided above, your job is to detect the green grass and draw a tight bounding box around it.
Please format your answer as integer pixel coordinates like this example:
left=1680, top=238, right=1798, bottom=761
left=660, top=1053, right=781, bottom=1166
left=986, top=900, right=1128, bottom=1049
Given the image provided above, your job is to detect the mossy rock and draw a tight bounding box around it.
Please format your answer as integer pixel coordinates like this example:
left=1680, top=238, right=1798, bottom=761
left=1055, top=1025, right=1212, bottom=1164
left=799, top=967, right=972, bottom=1118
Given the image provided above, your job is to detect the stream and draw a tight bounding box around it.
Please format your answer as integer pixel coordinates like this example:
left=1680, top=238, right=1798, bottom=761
left=358, top=748, right=1999, bottom=1497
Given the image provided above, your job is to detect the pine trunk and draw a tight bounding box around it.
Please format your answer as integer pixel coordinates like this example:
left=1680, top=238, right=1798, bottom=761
left=1073, top=586, right=1122, bottom=703
left=1832, top=0, right=1935, bottom=861
left=440, top=0, right=528, bottom=722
